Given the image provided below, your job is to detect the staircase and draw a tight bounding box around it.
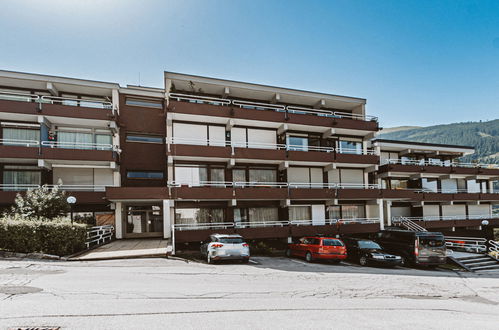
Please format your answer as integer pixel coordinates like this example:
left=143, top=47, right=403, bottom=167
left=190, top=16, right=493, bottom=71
left=453, top=254, right=499, bottom=272
left=393, top=217, right=427, bottom=232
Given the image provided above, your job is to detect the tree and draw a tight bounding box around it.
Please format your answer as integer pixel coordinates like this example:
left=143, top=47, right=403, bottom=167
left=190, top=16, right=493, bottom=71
left=10, top=185, right=70, bottom=220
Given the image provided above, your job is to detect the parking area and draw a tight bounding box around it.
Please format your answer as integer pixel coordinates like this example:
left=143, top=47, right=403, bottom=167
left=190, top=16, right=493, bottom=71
left=1, top=255, right=499, bottom=329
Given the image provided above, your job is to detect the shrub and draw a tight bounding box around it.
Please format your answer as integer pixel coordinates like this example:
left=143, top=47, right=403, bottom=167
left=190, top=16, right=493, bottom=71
left=0, top=216, right=87, bottom=256
left=9, top=185, right=70, bottom=220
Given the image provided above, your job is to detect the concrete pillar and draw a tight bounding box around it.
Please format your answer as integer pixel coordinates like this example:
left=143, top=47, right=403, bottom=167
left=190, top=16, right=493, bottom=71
left=163, top=199, right=174, bottom=239
left=488, top=181, right=495, bottom=193
left=385, top=200, right=392, bottom=227
left=115, top=202, right=123, bottom=239
left=377, top=199, right=385, bottom=230
left=111, top=89, right=119, bottom=115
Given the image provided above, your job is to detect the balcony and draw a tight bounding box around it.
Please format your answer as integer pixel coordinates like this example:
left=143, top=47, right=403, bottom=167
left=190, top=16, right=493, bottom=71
left=0, top=92, right=115, bottom=121
left=167, top=137, right=379, bottom=165
left=168, top=93, right=379, bottom=132
left=379, top=159, right=499, bottom=177
left=0, top=184, right=113, bottom=205
left=168, top=181, right=381, bottom=200
left=172, top=218, right=381, bottom=243
left=0, top=139, right=117, bottom=162
left=392, top=215, right=499, bottom=229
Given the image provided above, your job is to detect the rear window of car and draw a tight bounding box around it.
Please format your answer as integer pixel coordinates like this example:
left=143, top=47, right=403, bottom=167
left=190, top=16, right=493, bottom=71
left=322, top=239, right=344, bottom=247
left=418, top=237, right=445, bottom=247
left=218, top=238, right=244, bottom=244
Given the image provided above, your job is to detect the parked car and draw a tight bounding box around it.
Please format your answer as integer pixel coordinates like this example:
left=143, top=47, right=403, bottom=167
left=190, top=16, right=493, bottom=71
left=375, top=229, right=447, bottom=267
left=286, top=236, right=347, bottom=263
left=200, top=234, right=250, bottom=264
left=342, top=237, right=403, bottom=267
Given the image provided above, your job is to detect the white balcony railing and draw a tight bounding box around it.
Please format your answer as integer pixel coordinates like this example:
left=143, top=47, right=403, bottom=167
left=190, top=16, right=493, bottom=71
left=167, top=137, right=377, bottom=155
left=415, top=188, right=498, bottom=194
left=392, top=214, right=499, bottom=222
left=382, top=158, right=499, bottom=169
left=168, top=181, right=380, bottom=189
left=41, top=96, right=113, bottom=110
left=41, top=140, right=114, bottom=151
left=0, top=91, right=39, bottom=102
left=0, top=138, right=40, bottom=147
left=168, top=92, right=378, bottom=122
left=173, top=222, right=235, bottom=231
left=1, top=184, right=117, bottom=192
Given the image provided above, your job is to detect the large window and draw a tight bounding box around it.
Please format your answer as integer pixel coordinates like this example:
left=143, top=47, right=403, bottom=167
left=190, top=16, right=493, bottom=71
left=174, top=165, right=224, bottom=185
left=287, top=136, right=308, bottom=151
left=1, top=126, right=40, bottom=145
left=327, top=205, right=365, bottom=219
left=289, top=206, right=311, bottom=221
left=175, top=208, right=225, bottom=224
left=125, top=98, right=163, bottom=109
left=231, top=127, right=277, bottom=149
left=338, top=139, right=362, bottom=154
left=54, top=128, right=113, bottom=150
left=3, top=169, right=41, bottom=190
left=249, top=168, right=277, bottom=183
left=173, top=123, right=225, bottom=146
left=126, top=134, right=163, bottom=144
left=235, top=207, right=279, bottom=224
left=422, top=178, right=438, bottom=192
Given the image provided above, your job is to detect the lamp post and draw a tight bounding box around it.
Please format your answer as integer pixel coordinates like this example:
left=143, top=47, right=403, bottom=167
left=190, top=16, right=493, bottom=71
left=67, top=196, right=77, bottom=224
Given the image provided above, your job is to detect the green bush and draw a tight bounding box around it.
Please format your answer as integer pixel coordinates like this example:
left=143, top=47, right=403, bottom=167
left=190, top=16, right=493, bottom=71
left=0, top=216, right=87, bottom=256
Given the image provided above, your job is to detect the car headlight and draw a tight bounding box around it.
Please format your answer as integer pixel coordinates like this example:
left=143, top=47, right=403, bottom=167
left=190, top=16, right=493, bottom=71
left=372, top=255, right=384, bottom=259
left=394, top=256, right=402, bottom=259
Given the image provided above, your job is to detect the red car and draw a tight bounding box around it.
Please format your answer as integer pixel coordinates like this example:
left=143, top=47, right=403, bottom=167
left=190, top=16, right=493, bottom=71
left=286, top=236, right=347, bottom=263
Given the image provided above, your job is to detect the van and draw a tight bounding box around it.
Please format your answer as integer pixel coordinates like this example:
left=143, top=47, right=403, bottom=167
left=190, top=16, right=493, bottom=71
left=375, top=229, right=447, bottom=267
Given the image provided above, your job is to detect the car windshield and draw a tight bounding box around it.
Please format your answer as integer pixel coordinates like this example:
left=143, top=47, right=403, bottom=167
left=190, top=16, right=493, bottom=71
left=418, top=237, right=445, bottom=248
left=358, top=241, right=381, bottom=249
left=218, top=237, right=244, bottom=244
left=322, top=239, right=344, bottom=247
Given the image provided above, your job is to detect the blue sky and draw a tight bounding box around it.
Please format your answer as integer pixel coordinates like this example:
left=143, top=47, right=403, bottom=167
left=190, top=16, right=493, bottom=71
left=1, top=0, right=498, bottom=127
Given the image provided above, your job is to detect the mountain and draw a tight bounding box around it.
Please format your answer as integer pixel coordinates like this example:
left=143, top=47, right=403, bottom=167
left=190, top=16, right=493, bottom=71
left=378, top=119, right=499, bottom=164
left=380, top=126, right=422, bottom=134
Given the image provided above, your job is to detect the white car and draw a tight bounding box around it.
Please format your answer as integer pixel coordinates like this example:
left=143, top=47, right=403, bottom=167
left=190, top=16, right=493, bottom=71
left=201, top=234, right=250, bottom=264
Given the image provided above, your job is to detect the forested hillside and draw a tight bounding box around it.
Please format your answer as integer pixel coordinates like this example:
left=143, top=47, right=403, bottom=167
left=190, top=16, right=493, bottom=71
left=379, top=119, right=499, bottom=164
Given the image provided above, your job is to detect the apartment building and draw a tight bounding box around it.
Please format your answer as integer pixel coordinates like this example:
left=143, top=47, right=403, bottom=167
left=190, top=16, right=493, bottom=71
left=1, top=69, right=498, bottom=243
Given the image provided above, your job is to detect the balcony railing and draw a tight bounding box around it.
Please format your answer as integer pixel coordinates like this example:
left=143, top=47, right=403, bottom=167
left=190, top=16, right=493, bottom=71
left=392, top=214, right=499, bottom=222
left=382, top=158, right=499, bottom=169
left=0, top=91, right=114, bottom=112
left=41, top=141, right=114, bottom=151
left=1, top=184, right=116, bottom=192
left=167, top=137, right=377, bottom=155
left=173, top=218, right=380, bottom=231
left=168, top=92, right=378, bottom=122
left=415, top=188, right=498, bottom=194
left=0, top=138, right=40, bottom=147
left=169, top=181, right=380, bottom=189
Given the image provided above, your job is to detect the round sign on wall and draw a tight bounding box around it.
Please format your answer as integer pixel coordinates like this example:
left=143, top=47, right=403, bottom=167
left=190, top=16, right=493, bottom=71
left=67, top=196, right=77, bottom=204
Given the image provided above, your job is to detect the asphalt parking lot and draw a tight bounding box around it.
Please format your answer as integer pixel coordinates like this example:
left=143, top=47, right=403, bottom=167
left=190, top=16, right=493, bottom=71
left=1, top=255, right=498, bottom=329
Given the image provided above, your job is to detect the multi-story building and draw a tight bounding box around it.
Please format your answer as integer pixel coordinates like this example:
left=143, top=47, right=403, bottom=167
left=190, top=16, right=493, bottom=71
left=1, top=70, right=498, bottom=245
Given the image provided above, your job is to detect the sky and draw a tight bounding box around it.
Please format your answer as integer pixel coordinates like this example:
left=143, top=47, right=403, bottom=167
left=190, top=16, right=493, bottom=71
left=1, top=0, right=499, bottom=128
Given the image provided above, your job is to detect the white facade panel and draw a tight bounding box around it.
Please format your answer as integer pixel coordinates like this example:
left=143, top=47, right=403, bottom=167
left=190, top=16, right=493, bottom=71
left=173, top=123, right=207, bottom=144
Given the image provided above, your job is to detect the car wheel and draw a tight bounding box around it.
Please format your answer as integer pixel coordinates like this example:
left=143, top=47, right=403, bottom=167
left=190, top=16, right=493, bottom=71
left=359, top=255, right=368, bottom=266
left=207, top=254, right=214, bottom=264
left=285, top=249, right=292, bottom=258
left=305, top=252, right=314, bottom=263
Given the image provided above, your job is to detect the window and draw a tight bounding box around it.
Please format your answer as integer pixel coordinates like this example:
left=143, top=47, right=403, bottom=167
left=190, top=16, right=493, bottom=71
left=248, top=207, right=279, bottom=222
left=96, top=134, right=113, bottom=146
left=175, top=208, right=225, bottom=224
left=3, top=170, right=41, bottom=190
left=358, top=241, right=381, bottom=249
left=173, top=123, right=225, bottom=146
left=1, top=126, right=40, bottom=145
left=289, top=206, right=311, bottom=221
left=322, top=239, right=344, bottom=247
left=390, top=179, right=409, bottom=189
left=57, top=131, right=93, bottom=149
left=125, top=98, right=163, bottom=109
left=127, top=171, right=164, bottom=179
left=233, top=168, right=247, bottom=182
left=287, top=136, right=308, bottom=151
left=126, top=134, right=163, bottom=144
left=422, top=178, right=438, bottom=192
left=328, top=205, right=365, bottom=219
left=174, top=165, right=224, bottom=185
left=231, top=127, right=277, bottom=149
left=338, top=140, right=362, bottom=154
left=249, top=168, right=276, bottom=183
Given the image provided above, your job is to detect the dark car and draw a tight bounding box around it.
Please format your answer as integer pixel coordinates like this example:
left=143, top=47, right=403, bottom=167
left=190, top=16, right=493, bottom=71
left=375, top=229, right=447, bottom=267
left=342, top=237, right=403, bottom=267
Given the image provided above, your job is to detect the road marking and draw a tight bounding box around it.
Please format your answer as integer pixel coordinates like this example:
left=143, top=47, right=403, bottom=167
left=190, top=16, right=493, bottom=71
left=248, top=260, right=259, bottom=264
left=288, top=259, right=310, bottom=266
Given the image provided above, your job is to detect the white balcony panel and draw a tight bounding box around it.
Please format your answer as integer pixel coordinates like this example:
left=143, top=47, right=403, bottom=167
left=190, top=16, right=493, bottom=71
left=173, top=123, right=207, bottom=145
left=468, top=204, right=491, bottom=216
left=423, top=205, right=440, bottom=217
left=442, top=205, right=466, bottom=217
left=341, top=169, right=364, bottom=184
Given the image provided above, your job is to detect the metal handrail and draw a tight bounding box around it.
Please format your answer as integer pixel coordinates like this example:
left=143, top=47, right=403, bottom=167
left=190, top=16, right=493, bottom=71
left=0, top=138, right=40, bottom=147
left=173, top=222, right=235, bottom=231
left=0, top=91, right=39, bottom=102
left=45, top=184, right=115, bottom=192
left=338, top=218, right=380, bottom=224
left=232, top=99, right=286, bottom=111
left=0, top=184, right=41, bottom=191
left=235, top=221, right=289, bottom=228
left=41, top=140, right=113, bottom=150
left=167, top=181, right=380, bottom=189
left=41, top=96, right=112, bottom=109
left=86, top=225, right=114, bottom=248
left=382, top=158, right=499, bottom=169
left=445, top=236, right=487, bottom=253
left=234, top=181, right=288, bottom=188
left=416, top=188, right=498, bottom=194
left=168, top=93, right=231, bottom=106
left=169, top=181, right=234, bottom=188
left=393, top=214, right=499, bottom=222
